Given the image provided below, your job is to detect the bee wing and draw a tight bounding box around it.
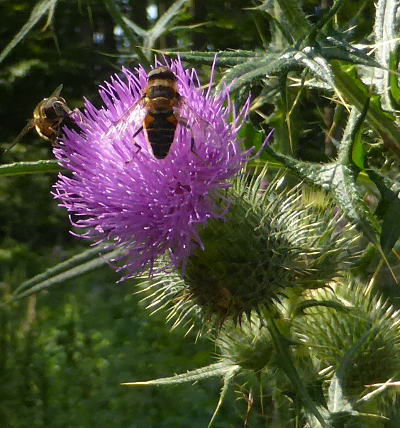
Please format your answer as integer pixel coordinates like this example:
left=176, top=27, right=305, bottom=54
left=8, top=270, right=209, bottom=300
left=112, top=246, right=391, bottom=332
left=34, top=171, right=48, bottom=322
left=103, top=97, right=147, bottom=139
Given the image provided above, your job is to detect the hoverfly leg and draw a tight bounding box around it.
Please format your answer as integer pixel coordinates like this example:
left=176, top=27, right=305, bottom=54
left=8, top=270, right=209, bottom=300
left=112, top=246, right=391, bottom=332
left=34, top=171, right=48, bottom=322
left=125, top=142, right=142, bottom=165
left=132, top=125, right=144, bottom=156
left=178, top=118, right=197, bottom=156
left=125, top=126, right=144, bottom=165
left=132, top=125, right=144, bottom=140
left=133, top=141, right=142, bottom=155
left=190, top=135, right=195, bottom=155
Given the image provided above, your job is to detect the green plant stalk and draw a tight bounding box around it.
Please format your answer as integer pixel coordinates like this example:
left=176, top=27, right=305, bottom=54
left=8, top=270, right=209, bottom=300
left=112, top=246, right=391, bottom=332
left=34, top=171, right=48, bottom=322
left=266, top=311, right=329, bottom=427
left=0, top=160, right=61, bottom=176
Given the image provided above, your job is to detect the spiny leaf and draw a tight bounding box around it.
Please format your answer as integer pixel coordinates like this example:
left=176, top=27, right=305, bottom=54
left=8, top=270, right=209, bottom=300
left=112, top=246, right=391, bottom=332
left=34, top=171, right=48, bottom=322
left=294, top=47, right=334, bottom=88
left=216, top=48, right=335, bottom=93
left=164, top=50, right=263, bottom=67
left=320, top=35, right=382, bottom=69
left=121, top=362, right=236, bottom=386
left=374, top=0, right=400, bottom=111
left=307, top=0, right=346, bottom=36
left=295, top=299, right=349, bottom=316
left=0, top=160, right=61, bottom=176
left=0, top=0, right=59, bottom=64
left=216, top=50, right=299, bottom=92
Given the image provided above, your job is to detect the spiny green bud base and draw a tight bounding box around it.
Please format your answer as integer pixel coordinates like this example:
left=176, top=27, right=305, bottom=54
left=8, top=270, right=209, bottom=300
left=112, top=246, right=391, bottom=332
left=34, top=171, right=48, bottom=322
left=216, top=315, right=274, bottom=371
left=140, top=172, right=359, bottom=327
left=181, top=173, right=359, bottom=324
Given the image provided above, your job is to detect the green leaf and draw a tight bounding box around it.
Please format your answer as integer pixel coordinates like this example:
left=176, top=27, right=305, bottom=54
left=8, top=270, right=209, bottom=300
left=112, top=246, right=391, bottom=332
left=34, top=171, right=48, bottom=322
left=351, top=133, right=366, bottom=170
left=122, top=17, right=147, bottom=38
left=0, top=160, right=61, bottom=176
left=121, top=362, right=236, bottom=386
left=295, top=299, right=349, bottom=316
left=144, top=0, right=189, bottom=52
left=331, top=61, right=400, bottom=159
left=367, top=169, right=400, bottom=254
left=271, top=0, right=311, bottom=42
left=103, top=0, right=149, bottom=66
left=13, top=246, right=124, bottom=300
left=389, top=48, right=400, bottom=107
left=0, top=0, right=59, bottom=64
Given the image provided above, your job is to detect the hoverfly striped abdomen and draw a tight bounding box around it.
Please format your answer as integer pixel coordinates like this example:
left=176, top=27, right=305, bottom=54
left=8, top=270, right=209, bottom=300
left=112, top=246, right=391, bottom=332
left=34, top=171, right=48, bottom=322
left=144, top=111, right=178, bottom=159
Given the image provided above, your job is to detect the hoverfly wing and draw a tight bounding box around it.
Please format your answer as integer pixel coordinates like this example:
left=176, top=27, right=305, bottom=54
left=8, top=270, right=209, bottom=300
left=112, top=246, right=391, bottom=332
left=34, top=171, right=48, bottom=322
left=103, top=97, right=147, bottom=139
left=177, top=97, right=221, bottom=143
left=2, top=120, right=35, bottom=157
left=49, top=84, right=64, bottom=99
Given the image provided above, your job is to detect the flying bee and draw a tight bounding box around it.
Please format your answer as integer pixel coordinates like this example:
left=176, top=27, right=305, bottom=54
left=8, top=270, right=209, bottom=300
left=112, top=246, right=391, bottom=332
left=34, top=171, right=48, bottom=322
left=107, top=67, right=204, bottom=160
left=2, top=85, right=78, bottom=156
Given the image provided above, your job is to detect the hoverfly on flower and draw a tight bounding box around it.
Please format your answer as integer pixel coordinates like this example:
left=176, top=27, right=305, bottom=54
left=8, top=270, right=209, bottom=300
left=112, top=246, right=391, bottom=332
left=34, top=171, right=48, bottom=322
left=104, top=66, right=215, bottom=160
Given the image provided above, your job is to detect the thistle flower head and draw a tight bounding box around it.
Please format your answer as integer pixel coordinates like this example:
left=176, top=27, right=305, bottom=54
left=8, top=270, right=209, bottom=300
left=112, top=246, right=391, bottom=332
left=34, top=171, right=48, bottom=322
left=53, top=58, right=250, bottom=277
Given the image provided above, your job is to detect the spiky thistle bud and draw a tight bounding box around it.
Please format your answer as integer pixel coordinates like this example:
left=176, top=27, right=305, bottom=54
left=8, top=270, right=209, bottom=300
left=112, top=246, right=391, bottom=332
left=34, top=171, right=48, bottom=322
left=139, top=171, right=359, bottom=326
left=296, top=281, right=400, bottom=399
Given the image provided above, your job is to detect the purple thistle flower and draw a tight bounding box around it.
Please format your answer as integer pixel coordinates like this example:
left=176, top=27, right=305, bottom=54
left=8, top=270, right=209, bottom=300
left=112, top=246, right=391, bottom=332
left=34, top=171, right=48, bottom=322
left=53, top=58, right=251, bottom=279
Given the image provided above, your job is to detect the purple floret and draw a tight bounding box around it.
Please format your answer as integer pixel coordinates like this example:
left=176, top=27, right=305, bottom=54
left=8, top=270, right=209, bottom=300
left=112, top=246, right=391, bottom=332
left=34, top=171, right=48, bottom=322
left=53, top=58, right=251, bottom=278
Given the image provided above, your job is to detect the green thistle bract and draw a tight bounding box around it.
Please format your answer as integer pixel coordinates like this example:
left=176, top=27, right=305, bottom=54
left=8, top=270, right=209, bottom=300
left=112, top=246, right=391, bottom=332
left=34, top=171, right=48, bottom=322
left=217, top=316, right=274, bottom=371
